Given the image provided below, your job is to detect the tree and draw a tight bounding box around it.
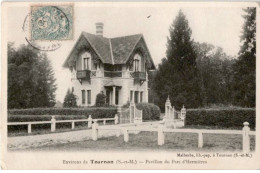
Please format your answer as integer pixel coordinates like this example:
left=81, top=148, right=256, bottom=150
left=232, top=8, right=256, bottom=107
left=194, top=42, right=235, bottom=106
left=95, top=91, right=106, bottom=107
left=153, top=10, right=201, bottom=110
left=8, top=43, right=57, bottom=108
left=63, top=89, right=77, bottom=107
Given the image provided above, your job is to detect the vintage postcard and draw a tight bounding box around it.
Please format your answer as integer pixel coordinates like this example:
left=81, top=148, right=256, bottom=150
left=1, top=1, right=260, bottom=170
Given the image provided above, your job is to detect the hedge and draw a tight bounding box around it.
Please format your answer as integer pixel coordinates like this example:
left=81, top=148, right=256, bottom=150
left=185, top=108, right=255, bottom=129
left=136, top=103, right=161, bottom=121
left=8, top=107, right=117, bottom=119
left=8, top=107, right=117, bottom=133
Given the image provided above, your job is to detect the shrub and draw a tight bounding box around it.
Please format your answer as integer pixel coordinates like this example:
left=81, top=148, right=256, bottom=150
left=8, top=107, right=117, bottom=119
left=136, top=103, right=161, bottom=120
left=95, top=91, right=106, bottom=107
left=185, top=108, right=255, bottom=129
left=63, top=89, right=77, bottom=108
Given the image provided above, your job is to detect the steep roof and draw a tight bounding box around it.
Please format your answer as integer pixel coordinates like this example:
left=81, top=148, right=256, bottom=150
left=111, top=34, right=142, bottom=64
left=63, top=32, right=155, bottom=68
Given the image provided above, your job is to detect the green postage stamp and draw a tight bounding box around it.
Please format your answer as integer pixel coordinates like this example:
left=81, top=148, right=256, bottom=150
left=30, top=5, right=73, bottom=41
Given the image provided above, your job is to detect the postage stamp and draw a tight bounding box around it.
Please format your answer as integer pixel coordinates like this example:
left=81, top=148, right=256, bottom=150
left=30, top=5, right=73, bottom=41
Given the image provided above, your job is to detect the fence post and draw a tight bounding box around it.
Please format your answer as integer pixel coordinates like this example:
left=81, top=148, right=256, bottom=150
left=115, top=114, right=119, bottom=124
left=72, top=121, right=75, bottom=129
left=242, top=122, right=250, bottom=153
left=198, top=132, right=203, bottom=148
left=103, top=120, right=106, bottom=125
left=158, top=124, right=165, bottom=146
left=51, top=116, right=56, bottom=132
left=124, top=129, right=129, bottom=142
left=92, top=120, right=98, bottom=141
left=181, top=105, right=186, bottom=126
left=28, top=123, right=32, bottom=134
left=117, top=106, right=122, bottom=124
left=88, top=115, right=92, bottom=128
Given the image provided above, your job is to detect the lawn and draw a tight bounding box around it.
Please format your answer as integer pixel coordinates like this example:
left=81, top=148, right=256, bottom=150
left=17, top=131, right=256, bottom=152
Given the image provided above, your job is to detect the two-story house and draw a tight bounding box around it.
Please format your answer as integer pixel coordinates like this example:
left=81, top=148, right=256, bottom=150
left=63, top=23, right=156, bottom=106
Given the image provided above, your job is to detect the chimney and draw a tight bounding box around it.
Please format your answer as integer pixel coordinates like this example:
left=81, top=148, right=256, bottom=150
left=96, top=22, right=104, bottom=36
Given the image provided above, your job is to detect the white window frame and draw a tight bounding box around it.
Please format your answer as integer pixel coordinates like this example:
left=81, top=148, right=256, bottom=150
left=133, top=54, right=142, bottom=72
left=81, top=52, right=91, bottom=70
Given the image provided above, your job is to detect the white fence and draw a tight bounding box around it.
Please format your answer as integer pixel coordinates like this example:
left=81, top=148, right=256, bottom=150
left=92, top=121, right=255, bottom=152
left=7, top=115, right=119, bottom=134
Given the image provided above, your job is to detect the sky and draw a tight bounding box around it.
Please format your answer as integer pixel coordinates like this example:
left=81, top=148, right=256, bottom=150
left=7, top=3, right=246, bottom=103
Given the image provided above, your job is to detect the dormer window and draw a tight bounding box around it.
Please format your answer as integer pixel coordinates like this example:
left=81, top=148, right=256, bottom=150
left=81, top=52, right=91, bottom=70
left=133, top=54, right=142, bottom=72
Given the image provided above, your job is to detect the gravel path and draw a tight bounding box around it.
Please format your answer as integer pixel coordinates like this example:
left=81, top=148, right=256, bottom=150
left=8, top=125, right=122, bottom=150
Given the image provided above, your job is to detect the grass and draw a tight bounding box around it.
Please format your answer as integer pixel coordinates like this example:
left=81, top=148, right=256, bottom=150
left=16, top=131, right=256, bottom=152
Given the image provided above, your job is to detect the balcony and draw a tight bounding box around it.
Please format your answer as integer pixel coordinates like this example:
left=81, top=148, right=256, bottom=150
left=77, top=70, right=91, bottom=84
left=131, top=71, right=146, bottom=81
left=104, top=71, right=122, bottom=78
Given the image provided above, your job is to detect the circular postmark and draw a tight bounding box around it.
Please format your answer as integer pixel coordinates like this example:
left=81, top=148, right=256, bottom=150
left=23, top=12, right=62, bottom=52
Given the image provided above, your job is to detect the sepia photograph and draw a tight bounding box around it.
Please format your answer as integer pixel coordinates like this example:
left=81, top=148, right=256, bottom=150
left=1, top=1, right=259, bottom=170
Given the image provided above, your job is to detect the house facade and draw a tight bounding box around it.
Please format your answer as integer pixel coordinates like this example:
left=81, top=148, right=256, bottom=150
left=63, top=23, right=156, bottom=106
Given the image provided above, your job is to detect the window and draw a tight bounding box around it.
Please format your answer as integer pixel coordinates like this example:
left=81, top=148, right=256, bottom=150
left=82, top=90, right=85, bottom=104
left=130, top=91, right=133, bottom=102
left=87, top=90, right=91, bottom=105
left=133, top=54, right=142, bottom=72
left=83, top=58, right=89, bottom=70
left=81, top=52, right=91, bottom=70
left=140, top=91, right=143, bottom=103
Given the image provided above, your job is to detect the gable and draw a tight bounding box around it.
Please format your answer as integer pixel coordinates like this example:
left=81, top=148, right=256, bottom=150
left=63, top=34, right=101, bottom=69
left=126, top=37, right=156, bottom=70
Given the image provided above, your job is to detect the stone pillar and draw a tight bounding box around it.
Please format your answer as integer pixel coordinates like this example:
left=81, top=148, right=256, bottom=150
left=28, top=123, right=32, bottom=134
left=158, top=124, right=165, bottom=146
left=112, top=86, right=116, bottom=105
left=124, top=129, right=129, bottom=142
left=51, top=116, right=56, bottom=132
left=117, top=107, right=122, bottom=124
left=92, top=120, right=98, bottom=141
left=88, top=115, right=92, bottom=128
left=72, top=121, right=75, bottom=129
left=165, top=95, right=171, bottom=119
left=243, top=122, right=250, bottom=153
left=198, top=132, right=203, bottom=148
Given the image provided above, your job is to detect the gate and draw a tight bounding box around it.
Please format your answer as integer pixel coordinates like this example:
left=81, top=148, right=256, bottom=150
left=119, top=101, right=143, bottom=124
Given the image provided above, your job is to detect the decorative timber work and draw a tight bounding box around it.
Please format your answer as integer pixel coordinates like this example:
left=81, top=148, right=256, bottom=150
left=126, top=37, right=154, bottom=70
left=67, top=37, right=101, bottom=72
